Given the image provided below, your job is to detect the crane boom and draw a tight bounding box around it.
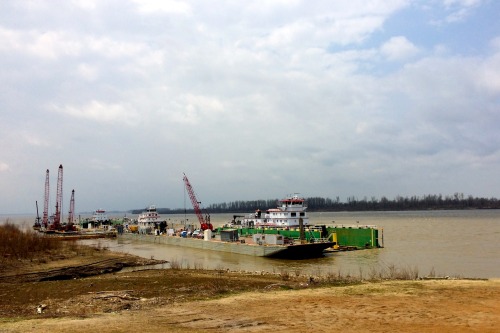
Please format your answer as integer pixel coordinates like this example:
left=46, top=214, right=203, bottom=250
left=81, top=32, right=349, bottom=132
left=183, top=173, right=213, bottom=230
left=68, top=189, right=75, bottom=224
left=53, top=164, right=63, bottom=229
left=33, top=200, right=41, bottom=229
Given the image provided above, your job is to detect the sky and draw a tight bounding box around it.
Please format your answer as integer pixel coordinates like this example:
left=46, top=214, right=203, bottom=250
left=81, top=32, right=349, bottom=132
left=1, top=0, right=499, bottom=215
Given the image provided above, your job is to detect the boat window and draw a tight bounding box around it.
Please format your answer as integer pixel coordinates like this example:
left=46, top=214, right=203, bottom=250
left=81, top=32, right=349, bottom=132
left=291, top=212, right=296, bottom=217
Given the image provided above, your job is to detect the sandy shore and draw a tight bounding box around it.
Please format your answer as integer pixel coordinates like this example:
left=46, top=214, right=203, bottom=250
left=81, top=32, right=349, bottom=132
left=0, top=247, right=499, bottom=333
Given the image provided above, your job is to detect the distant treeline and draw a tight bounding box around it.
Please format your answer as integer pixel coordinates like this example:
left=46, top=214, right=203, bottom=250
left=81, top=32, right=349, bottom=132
left=133, top=193, right=499, bottom=214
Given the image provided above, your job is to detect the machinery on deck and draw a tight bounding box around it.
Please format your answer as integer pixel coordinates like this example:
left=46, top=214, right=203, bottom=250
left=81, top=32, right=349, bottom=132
left=183, top=173, right=213, bottom=231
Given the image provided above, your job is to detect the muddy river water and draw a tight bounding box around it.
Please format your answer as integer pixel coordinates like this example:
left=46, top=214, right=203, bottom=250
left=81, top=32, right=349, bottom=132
left=6, top=210, right=499, bottom=278
left=81, top=210, right=499, bottom=279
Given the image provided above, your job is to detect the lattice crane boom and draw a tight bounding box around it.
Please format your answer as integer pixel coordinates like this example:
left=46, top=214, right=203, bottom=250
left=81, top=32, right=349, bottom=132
left=42, top=169, right=50, bottom=227
left=53, top=164, right=63, bottom=228
left=183, top=173, right=213, bottom=230
left=68, top=189, right=75, bottom=224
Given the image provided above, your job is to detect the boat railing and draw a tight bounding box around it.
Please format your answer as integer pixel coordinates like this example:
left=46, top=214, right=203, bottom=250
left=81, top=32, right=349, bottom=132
left=330, top=224, right=379, bottom=229
left=289, top=236, right=331, bottom=244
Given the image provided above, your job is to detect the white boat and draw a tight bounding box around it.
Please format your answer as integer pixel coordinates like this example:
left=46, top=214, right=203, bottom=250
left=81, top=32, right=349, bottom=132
left=92, top=209, right=108, bottom=223
left=80, top=209, right=110, bottom=230
left=241, top=194, right=310, bottom=228
left=137, top=205, right=166, bottom=234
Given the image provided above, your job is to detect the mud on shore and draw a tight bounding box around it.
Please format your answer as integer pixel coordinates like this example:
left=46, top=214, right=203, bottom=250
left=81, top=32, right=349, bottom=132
left=0, top=246, right=499, bottom=333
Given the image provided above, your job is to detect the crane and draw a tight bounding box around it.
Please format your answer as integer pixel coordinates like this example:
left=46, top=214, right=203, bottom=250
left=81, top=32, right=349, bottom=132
left=42, top=169, right=50, bottom=227
left=33, top=200, right=42, bottom=230
left=183, top=173, right=213, bottom=231
left=68, top=189, right=75, bottom=225
left=53, top=164, right=63, bottom=230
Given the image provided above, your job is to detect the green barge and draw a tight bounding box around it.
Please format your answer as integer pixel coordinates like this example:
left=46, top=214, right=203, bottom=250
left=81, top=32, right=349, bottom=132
left=221, top=225, right=384, bottom=250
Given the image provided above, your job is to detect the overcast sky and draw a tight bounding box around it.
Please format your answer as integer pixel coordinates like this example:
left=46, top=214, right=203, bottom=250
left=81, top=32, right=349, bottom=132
left=1, top=0, right=499, bottom=215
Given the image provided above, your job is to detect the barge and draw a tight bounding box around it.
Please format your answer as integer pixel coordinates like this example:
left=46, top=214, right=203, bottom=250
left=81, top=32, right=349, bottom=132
left=117, top=194, right=382, bottom=259
left=119, top=230, right=335, bottom=259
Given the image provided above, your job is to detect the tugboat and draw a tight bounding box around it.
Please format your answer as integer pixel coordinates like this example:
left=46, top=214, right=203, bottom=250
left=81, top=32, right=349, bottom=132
left=241, top=194, right=310, bottom=228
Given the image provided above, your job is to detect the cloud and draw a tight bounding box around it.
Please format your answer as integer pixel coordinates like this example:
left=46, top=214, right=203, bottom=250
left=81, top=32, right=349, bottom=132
left=22, top=133, right=51, bottom=147
left=0, top=28, right=81, bottom=60
left=88, top=159, right=122, bottom=171
left=50, top=101, right=140, bottom=126
left=442, top=0, right=484, bottom=23
left=170, top=94, right=225, bottom=124
left=76, top=63, right=99, bottom=81
left=0, top=0, right=498, bottom=214
left=0, top=162, right=9, bottom=172
left=131, top=0, right=192, bottom=15
left=380, top=36, right=419, bottom=61
left=0, top=26, right=154, bottom=63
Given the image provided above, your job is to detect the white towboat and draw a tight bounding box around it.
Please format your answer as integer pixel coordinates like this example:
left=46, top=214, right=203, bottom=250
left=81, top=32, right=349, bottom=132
left=137, top=205, right=166, bottom=234
left=92, top=209, right=109, bottom=223
left=241, top=194, right=310, bottom=228
left=78, top=209, right=110, bottom=230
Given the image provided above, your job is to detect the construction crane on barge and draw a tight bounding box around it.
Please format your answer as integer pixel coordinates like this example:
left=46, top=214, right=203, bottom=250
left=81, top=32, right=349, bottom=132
left=183, top=173, right=213, bottom=231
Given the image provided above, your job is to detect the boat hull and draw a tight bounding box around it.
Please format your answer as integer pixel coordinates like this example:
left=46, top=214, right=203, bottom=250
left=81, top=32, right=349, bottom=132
left=266, top=242, right=336, bottom=259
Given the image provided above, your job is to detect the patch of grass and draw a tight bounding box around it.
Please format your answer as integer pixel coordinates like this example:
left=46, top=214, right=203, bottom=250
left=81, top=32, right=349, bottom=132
left=0, top=222, right=62, bottom=264
left=280, top=269, right=290, bottom=281
left=169, top=258, right=182, bottom=270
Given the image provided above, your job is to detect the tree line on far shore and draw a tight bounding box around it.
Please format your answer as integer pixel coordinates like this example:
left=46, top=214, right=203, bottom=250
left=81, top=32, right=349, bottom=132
left=132, top=193, right=500, bottom=214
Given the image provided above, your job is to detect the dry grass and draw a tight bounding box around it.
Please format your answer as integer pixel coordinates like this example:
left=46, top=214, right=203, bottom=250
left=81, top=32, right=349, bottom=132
left=0, top=221, right=62, bottom=264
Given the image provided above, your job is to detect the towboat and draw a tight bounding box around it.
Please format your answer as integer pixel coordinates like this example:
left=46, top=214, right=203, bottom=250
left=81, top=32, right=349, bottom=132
left=241, top=194, right=310, bottom=228
left=79, top=209, right=110, bottom=230
left=137, top=205, right=166, bottom=234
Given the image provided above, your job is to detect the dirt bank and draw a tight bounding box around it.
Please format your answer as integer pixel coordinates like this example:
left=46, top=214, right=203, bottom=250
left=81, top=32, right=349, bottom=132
left=0, top=246, right=499, bottom=333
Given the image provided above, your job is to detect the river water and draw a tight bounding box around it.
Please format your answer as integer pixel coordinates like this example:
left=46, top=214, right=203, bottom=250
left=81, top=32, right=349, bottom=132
left=4, top=210, right=499, bottom=278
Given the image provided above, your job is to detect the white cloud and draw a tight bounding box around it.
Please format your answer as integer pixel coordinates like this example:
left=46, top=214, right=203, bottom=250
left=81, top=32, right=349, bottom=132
left=51, top=101, right=140, bottom=126
left=170, top=94, right=225, bottom=124
left=0, top=162, right=9, bottom=172
left=88, top=159, right=122, bottom=171
left=476, top=51, right=500, bottom=94
left=22, top=133, right=51, bottom=147
left=76, top=63, right=99, bottom=81
left=0, top=28, right=81, bottom=60
left=490, top=36, right=500, bottom=51
left=71, top=0, right=98, bottom=10
left=442, top=0, right=484, bottom=22
left=381, top=36, right=419, bottom=61
left=443, top=0, right=482, bottom=8
left=0, top=27, right=151, bottom=62
left=132, top=0, right=192, bottom=15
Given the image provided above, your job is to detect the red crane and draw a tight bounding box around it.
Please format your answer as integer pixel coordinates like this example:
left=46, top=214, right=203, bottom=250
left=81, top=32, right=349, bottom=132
left=183, top=173, right=213, bottom=231
left=53, top=164, right=63, bottom=229
left=42, top=169, right=50, bottom=227
left=68, top=189, right=75, bottom=225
